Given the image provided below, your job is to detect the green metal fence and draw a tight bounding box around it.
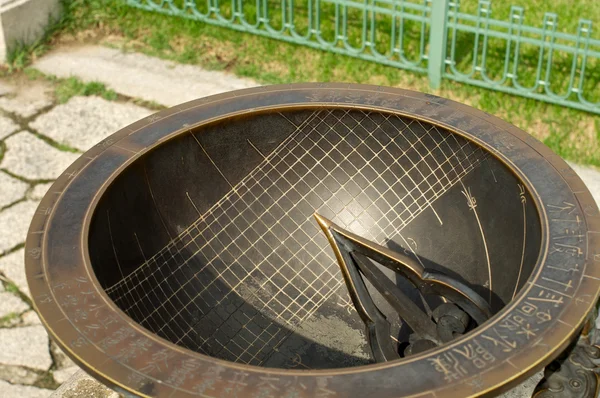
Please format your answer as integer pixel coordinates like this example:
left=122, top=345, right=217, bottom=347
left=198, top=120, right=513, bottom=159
left=126, top=0, right=600, bottom=115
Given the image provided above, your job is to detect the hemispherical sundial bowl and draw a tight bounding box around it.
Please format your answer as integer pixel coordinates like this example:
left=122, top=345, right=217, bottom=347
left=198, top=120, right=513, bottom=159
left=26, top=83, right=600, bottom=397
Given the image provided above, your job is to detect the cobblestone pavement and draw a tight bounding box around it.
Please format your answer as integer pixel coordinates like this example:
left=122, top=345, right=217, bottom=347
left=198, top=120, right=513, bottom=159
left=0, top=78, right=152, bottom=397
left=0, top=45, right=597, bottom=397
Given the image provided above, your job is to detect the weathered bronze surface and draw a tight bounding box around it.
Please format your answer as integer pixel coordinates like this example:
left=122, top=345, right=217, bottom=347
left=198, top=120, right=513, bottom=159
left=533, top=342, right=600, bottom=397
left=314, top=212, right=491, bottom=359
left=25, top=84, right=600, bottom=397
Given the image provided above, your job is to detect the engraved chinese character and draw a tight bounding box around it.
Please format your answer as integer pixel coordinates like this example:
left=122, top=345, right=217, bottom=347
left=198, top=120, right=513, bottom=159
left=541, top=276, right=574, bottom=292
left=71, top=336, right=89, bottom=348
left=80, top=289, right=98, bottom=304
left=549, top=243, right=583, bottom=258
left=193, top=365, right=225, bottom=394
left=166, top=358, right=202, bottom=388
left=452, top=341, right=495, bottom=369
left=343, top=92, right=361, bottom=104
left=255, top=376, right=280, bottom=398
left=73, top=308, right=88, bottom=322
left=28, top=248, right=41, bottom=259
left=529, top=289, right=565, bottom=308
left=223, top=371, right=249, bottom=397
left=547, top=201, right=576, bottom=215
left=282, top=377, right=307, bottom=398
left=315, top=377, right=336, bottom=397
left=140, top=348, right=175, bottom=374
left=481, top=328, right=517, bottom=352
left=74, top=276, right=89, bottom=287
left=116, top=338, right=152, bottom=362
left=36, top=293, right=53, bottom=304
left=60, top=294, right=78, bottom=308
left=429, top=353, right=468, bottom=382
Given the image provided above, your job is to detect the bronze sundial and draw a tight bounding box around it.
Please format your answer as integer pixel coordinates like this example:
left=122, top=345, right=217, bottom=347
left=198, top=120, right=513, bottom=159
left=26, top=84, right=600, bottom=397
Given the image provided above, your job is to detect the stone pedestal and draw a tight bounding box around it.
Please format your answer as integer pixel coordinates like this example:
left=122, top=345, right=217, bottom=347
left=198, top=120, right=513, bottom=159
left=0, top=0, right=62, bottom=63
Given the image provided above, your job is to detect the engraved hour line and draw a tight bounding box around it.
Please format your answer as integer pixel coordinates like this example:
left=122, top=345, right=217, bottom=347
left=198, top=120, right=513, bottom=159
left=123, top=119, right=488, bottom=364
left=117, top=110, right=482, bottom=322
left=113, top=110, right=390, bottom=300
left=400, top=120, right=448, bottom=226
left=118, top=112, right=422, bottom=292
left=186, top=191, right=203, bottom=217
left=541, top=277, right=573, bottom=291
left=486, top=158, right=498, bottom=183
left=106, top=109, right=323, bottom=291
left=107, top=110, right=486, bottom=362
left=171, top=146, right=480, bottom=364
left=532, top=283, right=573, bottom=298
left=246, top=139, right=267, bottom=159
left=144, top=164, right=173, bottom=240
left=116, top=109, right=342, bottom=354
left=159, top=148, right=454, bottom=348
left=398, top=233, right=434, bottom=317
left=459, top=181, right=493, bottom=303
left=130, top=232, right=158, bottom=323
left=190, top=132, right=234, bottom=189
left=110, top=109, right=460, bottom=296
left=512, top=184, right=528, bottom=299
left=548, top=264, right=580, bottom=273
left=430, top=205, right=443, bottom=226
left=109, top=113, right=484, bottom=301
left=146, top=109, right=378, bottom=341
left=147, top=110, right=334, bottom=332
left=107, top=209, right=125, bottom=280
left=113, top=109, right=336, bottom=314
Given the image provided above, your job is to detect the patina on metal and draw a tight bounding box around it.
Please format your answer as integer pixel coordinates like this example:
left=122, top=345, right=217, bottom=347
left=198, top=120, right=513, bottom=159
left=313, top=212, right=491, bottom=359
left=25, top=83, right=600, bottom=397
left=533, top=341, right=600, bottom=397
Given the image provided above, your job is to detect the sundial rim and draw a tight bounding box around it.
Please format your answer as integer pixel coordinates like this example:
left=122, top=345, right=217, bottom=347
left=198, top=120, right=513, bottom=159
left=25, top=83, right=600, bottom=397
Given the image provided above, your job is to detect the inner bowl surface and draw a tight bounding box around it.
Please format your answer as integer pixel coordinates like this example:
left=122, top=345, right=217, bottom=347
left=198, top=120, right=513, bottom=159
left=89, top=107, right=542, bottom=370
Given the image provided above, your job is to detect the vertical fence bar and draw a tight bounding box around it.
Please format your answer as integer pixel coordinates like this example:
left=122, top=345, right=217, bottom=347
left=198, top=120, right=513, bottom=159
left=428, top=0, right=450, bottom=89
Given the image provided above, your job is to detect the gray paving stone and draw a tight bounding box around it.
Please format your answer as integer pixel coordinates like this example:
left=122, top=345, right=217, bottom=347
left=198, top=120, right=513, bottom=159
left=0, top=81, right=15, bottom=96
left=0, top=325, right=52, bottom=371
left=0, top=85, right=52, bottom=118
left=51, top=342, right=76, bottom=370
left=1, top=132, right=79, bottom=180
left=0, top=292, right=28, bottom=318
left=53, top=366, right=79, bottom=384
left=0, top=114, right=19, bottom=139
left=0, top=379, right=52, bottom=398
left=0, top=249, right=28, bottom=297
left=0, top=171, right=28, bottom=208
left=0, top=202, right=37, bottom=256
left=33, top=45, right=258, bottom=107
left=30, top=96, right=151, bottom=151
left=21, top=310, right=41, bottom=326
left=29, top=182, right=53, bottom=201
left=51, top=370, right=119, bottom=398
left=0, top=363, right=39, bottom=385
left=568, top=162, right=600, bottom=206
left=498, top=372, right=543, bottom=397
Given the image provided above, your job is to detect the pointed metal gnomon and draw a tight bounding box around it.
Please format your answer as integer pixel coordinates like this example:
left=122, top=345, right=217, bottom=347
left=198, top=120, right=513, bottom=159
left=314, top=213, right=493, bottom=362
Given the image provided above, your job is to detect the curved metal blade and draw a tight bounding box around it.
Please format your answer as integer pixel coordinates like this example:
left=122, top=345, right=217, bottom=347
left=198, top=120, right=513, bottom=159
left=314, top=212, right=493, bottom=362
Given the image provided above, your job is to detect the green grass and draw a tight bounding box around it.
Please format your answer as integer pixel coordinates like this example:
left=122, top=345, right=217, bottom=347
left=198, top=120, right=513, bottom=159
left=4, top=0, right=70, bottom=73
left=23, top=67, right=118, bottom=104
left=3, top=281, right=20, bottom=295
left=0, top=312, right=20, bottom=327
left=35, top=372, right=60, bottom=390
left=54, top=77, right=118, bottom=103
left=10, top=0, right=600, bottom=165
